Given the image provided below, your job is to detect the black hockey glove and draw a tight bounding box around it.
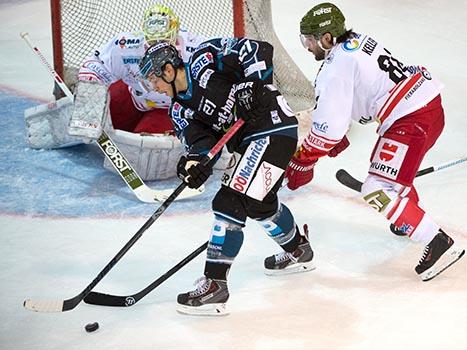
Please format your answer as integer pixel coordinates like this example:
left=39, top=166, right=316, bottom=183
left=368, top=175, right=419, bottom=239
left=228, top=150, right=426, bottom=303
left=177, top=153, right=213, bottom=189
left=234, top=81, right=261, bottom=121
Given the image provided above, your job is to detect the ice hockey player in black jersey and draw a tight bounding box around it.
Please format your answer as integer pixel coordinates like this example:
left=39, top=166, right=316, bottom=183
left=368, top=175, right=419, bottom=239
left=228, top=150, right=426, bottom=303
left=140, top=38, right=315, bottom=315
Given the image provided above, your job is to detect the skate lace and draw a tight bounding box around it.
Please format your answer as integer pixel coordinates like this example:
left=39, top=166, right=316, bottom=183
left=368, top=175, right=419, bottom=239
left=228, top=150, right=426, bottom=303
left=275, top=251, right=298, bottom=263
left=190, top=276, right=211, bottom=297
left=419, top=245, right=430, bottom=264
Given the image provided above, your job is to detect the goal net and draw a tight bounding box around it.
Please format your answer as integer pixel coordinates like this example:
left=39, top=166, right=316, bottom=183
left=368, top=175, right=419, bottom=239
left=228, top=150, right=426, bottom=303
left=51, top=0, right=314, bottom=112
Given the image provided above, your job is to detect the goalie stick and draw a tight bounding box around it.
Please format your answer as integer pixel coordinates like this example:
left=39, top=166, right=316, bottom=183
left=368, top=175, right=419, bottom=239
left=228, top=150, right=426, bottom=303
left=20, top=31, right=204, bottom=203
left=84, top=241, right=208, bottom=307
left=336, top=155, right=467, bottom=192
left=23, top=118, right=245, bottom=313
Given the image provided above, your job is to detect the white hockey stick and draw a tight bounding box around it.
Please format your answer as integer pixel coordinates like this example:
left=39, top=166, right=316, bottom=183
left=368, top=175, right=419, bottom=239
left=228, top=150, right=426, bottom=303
left=20, top=32, right=204, bottom=202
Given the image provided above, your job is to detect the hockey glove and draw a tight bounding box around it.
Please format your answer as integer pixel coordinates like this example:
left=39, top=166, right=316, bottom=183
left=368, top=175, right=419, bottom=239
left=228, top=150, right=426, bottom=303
left=234, top=81, right=261, bottom=121
left=328, top=135, right=350, bottom=158
left=177, top=154, right=213, bottom=189
left=285, top=148, right=318, bottom=190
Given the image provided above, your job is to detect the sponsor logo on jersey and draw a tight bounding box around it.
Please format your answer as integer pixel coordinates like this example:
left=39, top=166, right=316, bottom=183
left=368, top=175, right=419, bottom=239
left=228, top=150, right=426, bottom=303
left=199, top=68, right=214, bottom=89
left=230, top=138, right=269, bottom=194
left=404, top=76, right=426, bottom=100
left=122, top=56, right=141, bottom=65
left=216, top=83, right=240, bottom=128
left=245, top=160, right=283, bottom=201
left=270, top=110, right=281, bottom=125
left=81, top=60, right=113, bottom=85
left=313, top=121, right=328, bottom=133
left=171, top=102, right=189, bottom=131
left=115, top=37, right=141, bottom=49
left=369, top=138, right=408, bottom=180
left=342, top=38, right=363, bottom=52
left=244, top=61, right=266, bottom=77
left=191, top=52, right=214, bottom=79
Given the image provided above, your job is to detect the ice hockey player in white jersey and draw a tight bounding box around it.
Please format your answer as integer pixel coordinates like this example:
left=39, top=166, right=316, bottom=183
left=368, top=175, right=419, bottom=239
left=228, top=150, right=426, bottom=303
left=25, top=4, right=206, bottom=180
left=284, top=2, right=464, bottom=281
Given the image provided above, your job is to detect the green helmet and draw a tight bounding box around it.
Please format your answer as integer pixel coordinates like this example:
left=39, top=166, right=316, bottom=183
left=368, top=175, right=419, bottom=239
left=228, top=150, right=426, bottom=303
left=142, top=4, right=180, bottom=44
left=300, top=2, right=346, bottom=38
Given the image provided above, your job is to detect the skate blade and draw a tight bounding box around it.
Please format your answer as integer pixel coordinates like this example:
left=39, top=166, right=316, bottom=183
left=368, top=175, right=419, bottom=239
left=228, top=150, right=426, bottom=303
left=177, top=303, right=229, bottom=316
left=420, top=245, right=465, bottom=282
left=264, top=261, right=316, bottom=276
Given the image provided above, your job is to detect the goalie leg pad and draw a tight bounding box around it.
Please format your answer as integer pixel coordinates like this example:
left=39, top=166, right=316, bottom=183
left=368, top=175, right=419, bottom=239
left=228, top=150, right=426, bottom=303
left=68, top=80, right=109, bottom=139
left=25, top=97, right=84, bottom=149
left=102, top=129, right=183, bottom=180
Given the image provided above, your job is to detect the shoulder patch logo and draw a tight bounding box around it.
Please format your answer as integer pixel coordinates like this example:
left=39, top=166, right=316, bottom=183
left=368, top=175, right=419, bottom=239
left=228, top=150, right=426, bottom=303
left=342, top=38, right=363, bottom=52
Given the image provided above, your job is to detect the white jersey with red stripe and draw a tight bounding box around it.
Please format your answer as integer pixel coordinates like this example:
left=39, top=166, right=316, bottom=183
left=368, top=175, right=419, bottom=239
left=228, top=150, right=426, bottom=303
left=77, top=29, right=206, bottom=111
left=303, top=33, right=443, bottom=157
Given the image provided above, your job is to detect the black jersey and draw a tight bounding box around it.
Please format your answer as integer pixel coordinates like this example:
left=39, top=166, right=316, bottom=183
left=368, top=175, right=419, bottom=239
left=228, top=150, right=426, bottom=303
left=169, top=37, right=298, bottom=155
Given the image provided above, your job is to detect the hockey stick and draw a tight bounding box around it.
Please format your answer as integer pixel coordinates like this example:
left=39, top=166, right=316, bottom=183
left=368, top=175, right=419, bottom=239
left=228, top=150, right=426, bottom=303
left=20, top=31, right=204, bottom=202
left=85, top=176, right=292, bottom=307
left=23, top=118, right=245, bottom=313
left=336, top=155, right=467, bottom=192
left=84, top=241, right=208, bottom=307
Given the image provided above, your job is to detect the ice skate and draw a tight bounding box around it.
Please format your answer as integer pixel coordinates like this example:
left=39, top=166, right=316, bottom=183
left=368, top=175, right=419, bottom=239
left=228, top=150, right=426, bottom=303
left=177, top=277, right=229, bottom=316
left=415, top=230, right=465, bottom=281
left=264, top=231, right=315, bottom=276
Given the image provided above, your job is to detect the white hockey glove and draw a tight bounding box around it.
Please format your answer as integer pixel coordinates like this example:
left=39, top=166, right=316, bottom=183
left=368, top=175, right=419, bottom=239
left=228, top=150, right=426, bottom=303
left=68, top=80, right=109, bottom=140
left=25, top=96, right=84, bottom=149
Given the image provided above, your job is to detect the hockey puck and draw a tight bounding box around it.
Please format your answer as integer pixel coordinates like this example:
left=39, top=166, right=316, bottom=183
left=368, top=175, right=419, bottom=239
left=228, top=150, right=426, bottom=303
left=85, top=322, right=99, bottom=333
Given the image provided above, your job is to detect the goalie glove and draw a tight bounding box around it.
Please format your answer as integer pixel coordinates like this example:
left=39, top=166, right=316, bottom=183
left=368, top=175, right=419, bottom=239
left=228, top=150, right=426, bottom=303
left=177, top=153, right=213, bottom=189
left=285, top=147, right=318, bottom=190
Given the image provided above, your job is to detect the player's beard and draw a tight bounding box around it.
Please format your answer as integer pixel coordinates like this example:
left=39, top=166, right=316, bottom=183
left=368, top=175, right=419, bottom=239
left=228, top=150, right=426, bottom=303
left=314, top=46, right=326, bottom=61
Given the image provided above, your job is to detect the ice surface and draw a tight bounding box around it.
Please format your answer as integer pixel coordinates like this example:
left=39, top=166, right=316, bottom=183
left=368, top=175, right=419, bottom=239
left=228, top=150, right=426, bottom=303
left=0, top=1, right=466, bottom=349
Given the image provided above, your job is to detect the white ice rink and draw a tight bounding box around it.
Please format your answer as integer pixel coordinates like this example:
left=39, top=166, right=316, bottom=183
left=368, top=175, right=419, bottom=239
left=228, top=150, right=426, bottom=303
left=1, top=0, right=466, bottom=349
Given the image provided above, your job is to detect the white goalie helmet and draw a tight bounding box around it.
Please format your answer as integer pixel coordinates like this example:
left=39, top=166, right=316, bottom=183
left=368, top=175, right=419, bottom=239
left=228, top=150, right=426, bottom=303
left=142, top=4, right=180, bottom=44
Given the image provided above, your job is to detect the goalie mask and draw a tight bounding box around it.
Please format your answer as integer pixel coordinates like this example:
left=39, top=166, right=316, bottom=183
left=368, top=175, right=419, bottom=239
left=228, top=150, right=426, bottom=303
left=142, top=4, right=180, bottom=44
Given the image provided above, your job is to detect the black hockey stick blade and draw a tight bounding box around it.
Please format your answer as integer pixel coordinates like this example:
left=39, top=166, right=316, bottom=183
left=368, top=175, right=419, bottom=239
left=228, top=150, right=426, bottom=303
left=335, top=169, right=363, bottom=192
left=84, top=241, right=208, bottom=307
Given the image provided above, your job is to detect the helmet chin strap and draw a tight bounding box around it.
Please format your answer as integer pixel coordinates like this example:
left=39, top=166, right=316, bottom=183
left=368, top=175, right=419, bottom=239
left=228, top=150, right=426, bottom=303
left=161, top=64, right=178, bottom=99
left=317, top=35, right=337, bottom=58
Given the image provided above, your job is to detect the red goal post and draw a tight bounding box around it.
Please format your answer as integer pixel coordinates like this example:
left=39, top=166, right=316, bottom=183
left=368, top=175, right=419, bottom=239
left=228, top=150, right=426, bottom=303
left=50, top=0, right=314, bottom=112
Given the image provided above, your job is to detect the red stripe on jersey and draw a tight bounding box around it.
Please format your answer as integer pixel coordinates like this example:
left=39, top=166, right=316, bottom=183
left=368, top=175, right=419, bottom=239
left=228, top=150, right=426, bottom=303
left=377, top=72, right=423, bottom=124
left=78, top=72, right=102, bottom=82
left=303, top=130, right=340, bottom=153
left=386, top=196, right=402, bottom=221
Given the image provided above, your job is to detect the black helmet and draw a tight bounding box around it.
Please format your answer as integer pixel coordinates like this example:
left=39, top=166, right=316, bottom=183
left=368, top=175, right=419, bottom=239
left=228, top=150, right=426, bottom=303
left=140, top=41, right=182, bottom=79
